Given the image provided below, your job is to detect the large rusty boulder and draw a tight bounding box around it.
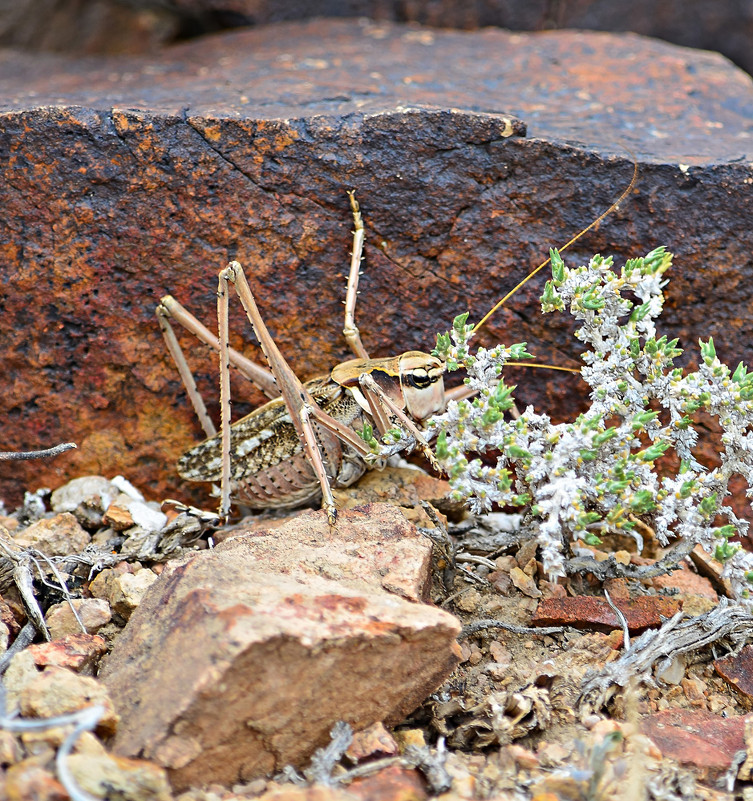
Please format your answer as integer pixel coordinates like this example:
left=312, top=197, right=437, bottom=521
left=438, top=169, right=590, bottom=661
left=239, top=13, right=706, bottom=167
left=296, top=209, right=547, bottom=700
left=1, top=20, right=752, bottom=513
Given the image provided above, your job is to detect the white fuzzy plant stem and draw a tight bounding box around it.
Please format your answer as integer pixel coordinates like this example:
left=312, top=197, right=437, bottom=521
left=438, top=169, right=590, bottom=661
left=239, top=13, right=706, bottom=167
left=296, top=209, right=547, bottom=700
left=431, top=246, right=753, bottom=601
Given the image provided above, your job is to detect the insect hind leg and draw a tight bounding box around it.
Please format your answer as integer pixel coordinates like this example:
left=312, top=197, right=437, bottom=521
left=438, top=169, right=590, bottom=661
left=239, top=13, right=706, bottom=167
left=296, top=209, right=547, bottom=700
left=217, top=261, right=346, bottom=526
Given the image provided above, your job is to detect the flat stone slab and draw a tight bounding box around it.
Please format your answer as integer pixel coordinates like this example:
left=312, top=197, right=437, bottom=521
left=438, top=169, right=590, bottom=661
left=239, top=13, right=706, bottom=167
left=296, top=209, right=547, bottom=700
left=100, top=504, right=461, bottom=790
left=531, top=595, right=681, bottom=634
left=1, top=20, right=753, bottom=514
left=641, top=708, right=751, bottom=781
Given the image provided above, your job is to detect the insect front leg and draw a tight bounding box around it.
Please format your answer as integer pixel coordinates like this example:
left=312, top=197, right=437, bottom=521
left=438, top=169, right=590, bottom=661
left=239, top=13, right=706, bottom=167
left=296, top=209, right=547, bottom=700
left=156, top=305, right=217, bottom=439
left=157, top=294, right=281, bottom=444
left=357, top=373, right=442, bottom=474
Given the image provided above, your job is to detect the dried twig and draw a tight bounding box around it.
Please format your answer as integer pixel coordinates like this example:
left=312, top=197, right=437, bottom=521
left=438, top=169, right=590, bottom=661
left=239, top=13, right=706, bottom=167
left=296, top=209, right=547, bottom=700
left=0, top=622, right=36, bottom=675
left=564, top=536, right=696, bottom=582
left=0, top=701, right=105, bottom=801
left=579, top=600, right=753, bottom=714
left=603, top=589, right=630, bottom=651
left=0, top=442, right=76, bottom=461
left=0, top=534, right=49, bottom=639
left=333, top=739, right=452, bottom=794
left=459, top=619, right=565, bottom=640
left=303, top=721, right=353, bottom=785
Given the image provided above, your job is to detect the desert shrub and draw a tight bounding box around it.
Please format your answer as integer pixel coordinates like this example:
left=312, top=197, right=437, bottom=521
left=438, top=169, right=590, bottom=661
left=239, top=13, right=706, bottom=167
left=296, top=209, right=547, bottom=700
left=431, top=247, right=753, bottom=599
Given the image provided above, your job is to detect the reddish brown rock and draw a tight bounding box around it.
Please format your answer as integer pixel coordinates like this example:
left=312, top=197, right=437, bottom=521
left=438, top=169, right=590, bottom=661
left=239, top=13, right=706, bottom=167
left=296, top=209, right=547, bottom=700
left=689, top=545, right=736, bottom=598
left=26, top=632, right=107, bottom=675
left=11, top=0, right=753, bottom=84
left=102, top=501, right=136, bottom=531
left=346, top=722, right=399, bottom=763
left=531, top=595, right=680, bottom=634
left=100, top=505, right=461, bottom=790
left=641, top=709, right=751, bottom=780
left=0, top=21, right=752, bottom=519
left=649, top=564, right=718, bottom=602
left=0, top=595, right=21, bottom=637
left=348, top=765, right=428, bottom=801
left=714, top=645, right=753, bottom=698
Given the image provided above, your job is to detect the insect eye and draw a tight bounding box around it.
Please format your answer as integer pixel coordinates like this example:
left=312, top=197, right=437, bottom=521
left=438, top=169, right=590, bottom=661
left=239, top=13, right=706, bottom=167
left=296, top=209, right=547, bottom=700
left=407, top=373, right=432, bottom=389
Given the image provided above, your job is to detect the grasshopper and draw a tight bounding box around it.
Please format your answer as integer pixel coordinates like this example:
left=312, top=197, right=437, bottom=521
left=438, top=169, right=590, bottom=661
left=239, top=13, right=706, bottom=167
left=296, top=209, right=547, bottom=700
left=157, top=194, right=451, bottom=525
left=157, top=168, right=636, bottom=525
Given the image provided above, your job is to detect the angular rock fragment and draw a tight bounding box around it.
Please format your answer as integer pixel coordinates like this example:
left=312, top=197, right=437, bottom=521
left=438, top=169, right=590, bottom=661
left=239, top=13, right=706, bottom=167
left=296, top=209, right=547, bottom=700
left=5, top=762, right=67, bottom=800
left=44, top=598, right=112, bottom=639
left=12, top=512, right=90, bottom=556
left=3, top=650, right=39, bottom=716
left=90, top=566, right=159, bottom=619
left=50, top=475, right=119, bottom=517
left=345, top=722, right=398, bottom=762
left=66, top=752, right=173, bottom=801
left=19, top=666, right=119, bottom=736
left=101, top=505, right=461, bottom=789
left=714, top=645, right=753, bottom=698
left=27, top=633, right=107, bottom=675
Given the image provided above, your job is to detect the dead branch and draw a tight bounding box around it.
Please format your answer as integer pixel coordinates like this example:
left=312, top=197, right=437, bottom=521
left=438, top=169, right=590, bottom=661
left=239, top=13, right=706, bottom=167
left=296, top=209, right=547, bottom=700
left=578, top=600, right=753, bottom=715
left=0, top=442, right=77, bottom=461
left=460, top=619, right=565, bottom=639
left=564, top=536, right=696, bottom=582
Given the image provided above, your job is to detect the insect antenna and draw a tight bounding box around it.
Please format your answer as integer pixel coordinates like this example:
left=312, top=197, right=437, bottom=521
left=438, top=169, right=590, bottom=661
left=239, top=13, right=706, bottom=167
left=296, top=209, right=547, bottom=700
left=473, top=156, right=638, bottom=337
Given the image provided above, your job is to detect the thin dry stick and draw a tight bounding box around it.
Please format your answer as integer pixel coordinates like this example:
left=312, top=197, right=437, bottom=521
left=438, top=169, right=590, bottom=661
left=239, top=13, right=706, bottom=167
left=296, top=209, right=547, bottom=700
left=603, top=588, right=631, bottom=651
left=0, top=442, right=76, bottom=461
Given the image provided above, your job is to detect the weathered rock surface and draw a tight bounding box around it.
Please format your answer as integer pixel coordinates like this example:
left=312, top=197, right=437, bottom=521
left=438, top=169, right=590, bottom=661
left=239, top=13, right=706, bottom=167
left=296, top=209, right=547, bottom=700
left=0, top=20, right=752, bottom=515
left=100, top=504, right=461, bottom=790
left=8, top=0, right=753, bottom=83
left=217, top=503, right=434, bottom=602
left=641, top=708, right=752, bottom=781
left=26, top=632, right=107, bottom=674
left=44, top=597, right=112, bottom=638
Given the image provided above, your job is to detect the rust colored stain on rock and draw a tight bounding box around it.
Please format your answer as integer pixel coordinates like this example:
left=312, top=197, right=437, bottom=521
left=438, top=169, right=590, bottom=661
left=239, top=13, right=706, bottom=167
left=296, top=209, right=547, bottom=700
left=531, top=595, right=681, bottom=633
left=0, top=20, right=752, bottom=519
